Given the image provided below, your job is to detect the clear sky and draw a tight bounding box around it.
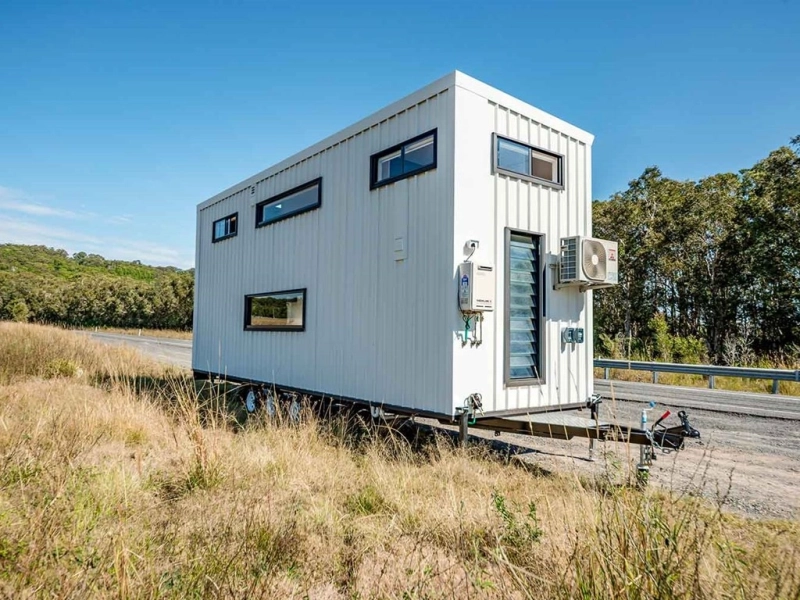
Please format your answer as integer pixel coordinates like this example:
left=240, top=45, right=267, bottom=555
left=1, top=1, right=797, bottom=268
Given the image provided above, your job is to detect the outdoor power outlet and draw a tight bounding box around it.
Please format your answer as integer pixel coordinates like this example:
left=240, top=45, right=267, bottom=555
left=561, top=328, right=585, bottom=344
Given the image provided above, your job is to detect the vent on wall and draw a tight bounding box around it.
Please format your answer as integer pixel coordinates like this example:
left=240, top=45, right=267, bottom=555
left=560, top=237, right=578, bottom=282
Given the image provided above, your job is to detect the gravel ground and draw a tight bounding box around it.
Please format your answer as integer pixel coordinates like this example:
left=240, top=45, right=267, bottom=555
left=434, top=399, right=800, bottom=519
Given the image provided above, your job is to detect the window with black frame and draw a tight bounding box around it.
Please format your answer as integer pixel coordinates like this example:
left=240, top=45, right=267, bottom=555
left=256, top=179, right=321, bottom=227
left=507, top=231, right=542, bottom=382
left=495, top=135, right=563, bottom=187
left=244, top=289, right=306, bottom=331
left=370, top=129, right=437, bottom=188
left=212, top=213, right=238, bottom=242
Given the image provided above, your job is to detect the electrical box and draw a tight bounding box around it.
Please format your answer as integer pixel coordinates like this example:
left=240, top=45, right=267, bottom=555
left=458, top=262, right=494, bottom=312
left=561, top=327, right=585, bottom=344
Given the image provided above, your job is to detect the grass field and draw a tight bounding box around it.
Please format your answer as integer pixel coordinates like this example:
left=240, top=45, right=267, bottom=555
left=1, top=322, right=798, bottom=598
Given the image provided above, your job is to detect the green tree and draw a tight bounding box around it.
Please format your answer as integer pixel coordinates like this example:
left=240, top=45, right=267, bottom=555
left=9, top=298, right=30, bottom=323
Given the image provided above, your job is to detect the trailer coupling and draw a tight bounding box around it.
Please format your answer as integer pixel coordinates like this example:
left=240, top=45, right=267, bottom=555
left=465, top=408, right=701, bottom=453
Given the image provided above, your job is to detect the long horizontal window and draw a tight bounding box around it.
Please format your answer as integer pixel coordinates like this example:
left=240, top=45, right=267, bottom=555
left=256, top=179, right=321, bottom=227
left=370, top=129, right=437, bottom=189
left=212, top=213, right=238, bottom=242
left=495, top=135, right=563, bottom=187
left=506, top=230, right=543, bottom=383
left=245, top=289, right=306, bottom=331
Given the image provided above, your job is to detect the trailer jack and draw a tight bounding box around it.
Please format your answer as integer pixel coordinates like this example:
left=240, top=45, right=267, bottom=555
left=637, top=410, right=701, bottom=481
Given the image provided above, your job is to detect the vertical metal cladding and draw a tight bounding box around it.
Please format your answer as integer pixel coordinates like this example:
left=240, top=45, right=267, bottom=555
left=490, top=103, right=591, bottom=413
left=194, top=87, right=455, bottom=416
left=450, top=77, right=593, bottom=416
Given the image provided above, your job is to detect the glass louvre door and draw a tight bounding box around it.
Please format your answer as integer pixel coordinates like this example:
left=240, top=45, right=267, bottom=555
left=507, top=232, right=541, bottom=381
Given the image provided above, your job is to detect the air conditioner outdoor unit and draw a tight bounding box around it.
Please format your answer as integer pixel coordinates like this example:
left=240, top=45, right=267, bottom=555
left=558, top=236, right=618, bottom=289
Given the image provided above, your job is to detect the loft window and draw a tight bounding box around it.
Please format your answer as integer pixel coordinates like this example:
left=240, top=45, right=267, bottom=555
left=505, top=230, right=543, bottom=384
left=245, top=289, right=306, bottom=331
left=370, top=129, right=437, bottom=189
left=212, top=213, right=238, bottom=242
left=495, top=135, right=563, bottom=187
left=256, top=179, right=321, bottom=227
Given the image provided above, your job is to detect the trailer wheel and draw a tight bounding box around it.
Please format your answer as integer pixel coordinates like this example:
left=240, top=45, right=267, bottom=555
left=243, top=387, right=260, bottom=414
left=288, top=398, right=302, bottom=423
left=263, top=391, right=277, bottom=419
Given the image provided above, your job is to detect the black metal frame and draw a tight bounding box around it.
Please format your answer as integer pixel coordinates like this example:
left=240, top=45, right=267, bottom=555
left=504, top=228, right=546, bottom=386
left=192, top=368, right=452, bottom=420
left=244, top=288, right=307, bottom=332
left=255, top=178, right=322, bottom=228
left=192, top=368, right=700, bottom=450
left=493, top=133, right=565, bottom=189
left=193, top=369, right=593, bottom=420
left=212, top=212, right=239, bottom=243
left=470, top=409, right=699, bottom=449
left=370, top=129, right=438, bottom=190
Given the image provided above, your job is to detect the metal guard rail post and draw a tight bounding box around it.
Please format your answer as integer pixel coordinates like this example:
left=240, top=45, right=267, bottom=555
left=594, top=359, right=800, bottom=395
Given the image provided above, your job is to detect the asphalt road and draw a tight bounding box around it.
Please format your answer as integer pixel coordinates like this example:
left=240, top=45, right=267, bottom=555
left=86, top=331, right=192, bottom=369
left=595, top=380, right=800, bottom=421
left=85, top=331, right=800, bottom=518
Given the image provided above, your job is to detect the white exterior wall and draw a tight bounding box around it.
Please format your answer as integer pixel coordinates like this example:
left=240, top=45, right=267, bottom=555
left=451, top=74, right=594, bottom=414
left=193, top=80, right=456, bottom=416
left=194, top=71, right=595, bottom=419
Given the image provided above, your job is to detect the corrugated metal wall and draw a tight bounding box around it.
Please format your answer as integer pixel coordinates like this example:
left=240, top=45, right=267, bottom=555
left=452, top=84, right=593, bottom=414
left=194, top=88, right=456, bottom=415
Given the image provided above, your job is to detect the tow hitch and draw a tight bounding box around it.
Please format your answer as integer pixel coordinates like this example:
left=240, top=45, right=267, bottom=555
left=637, top=409, right=701, bottom=480
left=460, top=400, right=702, bottom=481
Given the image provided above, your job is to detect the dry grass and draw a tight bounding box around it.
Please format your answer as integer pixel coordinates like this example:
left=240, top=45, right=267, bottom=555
left=595, top=367, right=800, bottom=396
left=0, top=322, right=798, bottom=599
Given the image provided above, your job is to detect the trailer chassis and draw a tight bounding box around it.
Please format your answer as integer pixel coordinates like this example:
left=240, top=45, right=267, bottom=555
left=194, top=371, right=701, bottom=473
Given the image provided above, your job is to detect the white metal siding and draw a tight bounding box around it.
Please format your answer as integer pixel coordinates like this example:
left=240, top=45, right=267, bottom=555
left=452, top=83, right=593, bottom=414
left=194, top=89, right=455, bottom=415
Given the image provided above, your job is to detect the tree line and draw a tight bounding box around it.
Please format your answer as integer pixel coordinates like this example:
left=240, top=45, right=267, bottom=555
left=593, top=136, right=800, bottom=364
left=0, top=245, right=193, bottom=330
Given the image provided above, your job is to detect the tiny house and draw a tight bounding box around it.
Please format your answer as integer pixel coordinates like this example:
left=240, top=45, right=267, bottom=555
left=193, top=71, right=617, bottom=423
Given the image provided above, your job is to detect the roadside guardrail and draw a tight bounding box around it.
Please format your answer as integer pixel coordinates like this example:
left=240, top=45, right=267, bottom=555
left=594, top=359, right=800, bottom=395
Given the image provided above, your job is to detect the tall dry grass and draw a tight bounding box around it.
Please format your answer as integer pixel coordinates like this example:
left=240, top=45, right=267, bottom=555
left=0, top=322, right=798, bottom=599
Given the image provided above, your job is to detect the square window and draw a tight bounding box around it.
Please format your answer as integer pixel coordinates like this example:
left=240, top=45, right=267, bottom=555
left=212, top=213, right=238, bottom=242
left=378, top=150, right=403, bottom=181
left=497, top=138, right=531, bottom=177
left=403, top=136, right=435, bottom=173
left=532, top=151, right=558, bottom=182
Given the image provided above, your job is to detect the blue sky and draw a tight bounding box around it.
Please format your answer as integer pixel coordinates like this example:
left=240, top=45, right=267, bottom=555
left=1, top=1, right=798, bottom=268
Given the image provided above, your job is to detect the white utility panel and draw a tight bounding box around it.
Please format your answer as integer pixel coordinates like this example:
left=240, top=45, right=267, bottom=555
left=458, top=262, right=495, bottom=312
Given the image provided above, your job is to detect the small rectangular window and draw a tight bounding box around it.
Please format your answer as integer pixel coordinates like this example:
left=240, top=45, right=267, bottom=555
left=495, top=135, right=563, bottom=187
left=212, top=213, right=238, bottom=242
left=371, top=129, right=437, bottom=189
left=506, top=230, right=543, bottom=384
left=256, top=179, right=321, bottom=228
left=245, top=289, right=306, bottom=331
